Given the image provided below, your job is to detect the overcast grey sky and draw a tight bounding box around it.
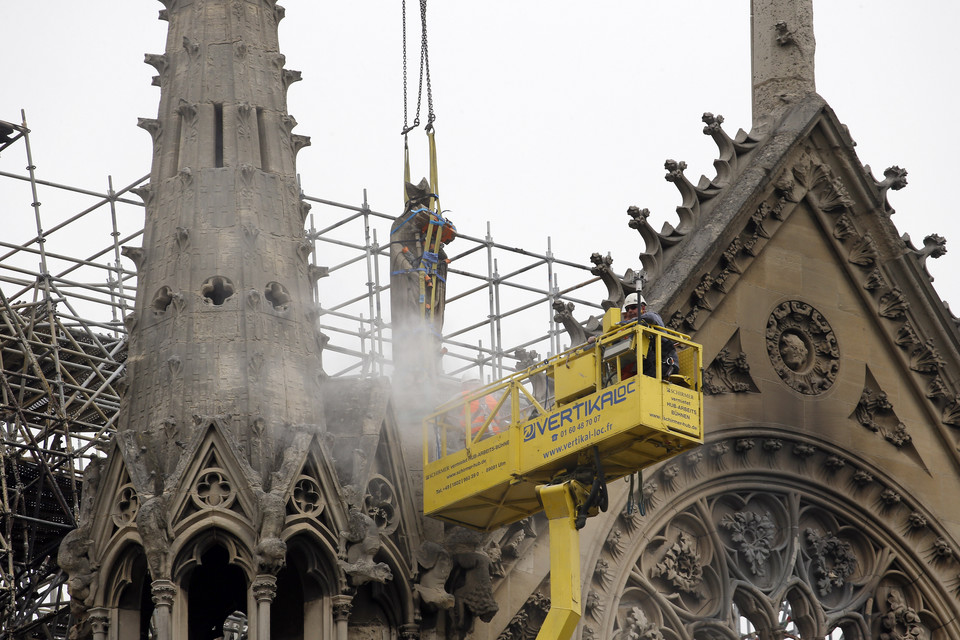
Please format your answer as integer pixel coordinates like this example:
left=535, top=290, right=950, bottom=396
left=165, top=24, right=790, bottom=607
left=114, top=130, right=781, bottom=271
left=2, top=1, right=958, bottom=324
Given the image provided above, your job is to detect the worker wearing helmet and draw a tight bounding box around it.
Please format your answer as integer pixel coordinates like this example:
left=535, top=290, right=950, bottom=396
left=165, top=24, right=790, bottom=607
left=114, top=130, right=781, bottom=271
left=624, top=292, right=679, bottom=378
left=622, top=292, right=641, bottom=324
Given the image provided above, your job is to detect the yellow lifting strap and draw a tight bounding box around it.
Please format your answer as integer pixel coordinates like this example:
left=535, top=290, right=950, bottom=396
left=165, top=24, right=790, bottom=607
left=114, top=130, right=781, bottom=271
left=427, top=126, right=439, bottom=212
left=402, top=126, right=439, bottom=210
left=403, top=126, right=443, bottom=322
left=425, top=127, right=441, bottom=321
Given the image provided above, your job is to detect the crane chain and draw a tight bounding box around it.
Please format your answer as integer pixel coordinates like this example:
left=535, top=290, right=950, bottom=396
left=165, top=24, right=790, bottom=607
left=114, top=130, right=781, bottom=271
left=401, top=0, right=433, bottom=135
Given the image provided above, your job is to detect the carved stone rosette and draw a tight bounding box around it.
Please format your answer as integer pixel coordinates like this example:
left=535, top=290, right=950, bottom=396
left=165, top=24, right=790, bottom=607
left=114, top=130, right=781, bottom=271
left=765, top=301, right=839, bottom=394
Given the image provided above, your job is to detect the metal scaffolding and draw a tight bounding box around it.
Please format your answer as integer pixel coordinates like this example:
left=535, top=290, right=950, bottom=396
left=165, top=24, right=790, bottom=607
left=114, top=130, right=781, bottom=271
left=0, top=114, right=609, bottom=638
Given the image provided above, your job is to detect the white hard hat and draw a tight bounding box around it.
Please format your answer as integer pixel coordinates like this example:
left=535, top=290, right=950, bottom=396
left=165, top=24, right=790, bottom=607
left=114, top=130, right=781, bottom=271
left=461, top=371, right=481, bottom=384
left=624, top=292, right=639, bottom=308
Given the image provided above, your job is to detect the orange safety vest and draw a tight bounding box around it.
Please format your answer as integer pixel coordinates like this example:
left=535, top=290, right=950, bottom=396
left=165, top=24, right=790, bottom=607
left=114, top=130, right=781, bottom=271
left=460, top=392, right=502, bottom=435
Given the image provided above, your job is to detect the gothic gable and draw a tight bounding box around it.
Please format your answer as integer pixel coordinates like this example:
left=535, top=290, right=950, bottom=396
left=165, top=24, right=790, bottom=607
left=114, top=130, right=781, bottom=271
left=167, top=420, right=259, bottom=536
left=637, top=97, right=960, bottom=511
left=86, top=448, right=140, bottom=551
left=283, top=435, right=346, bottom=543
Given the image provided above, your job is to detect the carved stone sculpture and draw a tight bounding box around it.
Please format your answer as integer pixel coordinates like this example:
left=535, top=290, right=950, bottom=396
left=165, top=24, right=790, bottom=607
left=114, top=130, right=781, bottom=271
left=765, top=301, right=839, bottom=394
left=338, top=501, right=392, bottom=586
left=255, top=490, right=287, bottom=574
left=446, top=528, right=499, bottom=629
left=135, top=495, right=171, bottom=579
left=414, top=540, right=454, bottom=610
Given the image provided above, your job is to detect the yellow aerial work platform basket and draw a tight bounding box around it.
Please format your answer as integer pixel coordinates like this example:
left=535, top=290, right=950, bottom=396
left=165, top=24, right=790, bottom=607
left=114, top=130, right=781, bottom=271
left=423, top=314, right=704, bottom=531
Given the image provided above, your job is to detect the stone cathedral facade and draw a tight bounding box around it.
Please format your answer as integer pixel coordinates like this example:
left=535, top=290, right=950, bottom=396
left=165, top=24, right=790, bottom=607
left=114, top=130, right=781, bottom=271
left=58, top=1, right=960, bottom=639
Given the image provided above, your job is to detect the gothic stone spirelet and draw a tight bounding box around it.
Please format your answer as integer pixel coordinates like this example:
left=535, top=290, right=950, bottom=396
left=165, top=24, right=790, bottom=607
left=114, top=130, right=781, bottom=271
left=766, top=301, right=839, bottom=394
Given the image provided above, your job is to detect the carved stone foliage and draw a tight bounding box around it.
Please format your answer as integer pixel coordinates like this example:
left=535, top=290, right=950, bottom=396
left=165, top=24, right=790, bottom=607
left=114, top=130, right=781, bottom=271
left=603, top=585, right=672, bottom=640
left=714, top=494, right=790, bottom=590
left=900, top=232, right=947, bottom=283
left=870, top=165, right=908, bottom=216
left=850, top=367, right=923, bottom=457
left=848, top=232, right=879, bottom=267
left=650, top=531, right=704, bottom=599
left=627, top=114, right=761, bottom=283
left=552, top=299, right=589, bottom=347
left=765, top=301, right=839, bottom=395
left=589, top=252, right=640, bottom=311
left=497, top=592, right=550, bottom=640
left=718, top=510, right=777, bottom=578
left=642, top=514, right=720, bottom=616
left=644, top=152, right=866, bottom=336
left=804, top=528, right=858, bottom=597
left=616, top=605, right=665, bottom=640
left=876, top=585, right=932, bottom=640
left=703, top=329, right=759, bottom=395
left=584, top=434, right=957, bottom=640
left=789, top=155, right=854, bottom=213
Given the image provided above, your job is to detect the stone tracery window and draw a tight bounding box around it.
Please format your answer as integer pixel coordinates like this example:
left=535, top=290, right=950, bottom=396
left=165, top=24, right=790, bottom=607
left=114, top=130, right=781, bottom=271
left=575, top=434, right=956, bottom=640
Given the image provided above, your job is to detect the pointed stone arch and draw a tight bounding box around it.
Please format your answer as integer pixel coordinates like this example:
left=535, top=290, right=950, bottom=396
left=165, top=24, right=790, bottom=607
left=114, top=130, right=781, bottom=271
left=101, top=542, right=154, bottom=640
left=579, top=428, right=960, bottom=639
left=272, top=532, right=341, bottom=637
left=779, top=579, right=828, bottom=639
left=168, top=529, right=257, bottom=639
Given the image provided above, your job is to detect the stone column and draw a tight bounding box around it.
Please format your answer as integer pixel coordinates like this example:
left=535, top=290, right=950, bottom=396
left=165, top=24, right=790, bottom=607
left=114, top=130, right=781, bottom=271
left=252, top=575, right=278, bottom=640
left=399, top=622, right=421, bottom=640
left=150, top=579, right=177, bottom=640
left=331, top=593, right=353, bottom=640
left=751, top=0, right=816, bottom=132
left=88, top=608, right=110, bottom=640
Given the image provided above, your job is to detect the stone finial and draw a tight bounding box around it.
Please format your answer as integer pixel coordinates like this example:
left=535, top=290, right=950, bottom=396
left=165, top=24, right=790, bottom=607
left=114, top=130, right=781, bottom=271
left=751, top=0, right=816, bottom=132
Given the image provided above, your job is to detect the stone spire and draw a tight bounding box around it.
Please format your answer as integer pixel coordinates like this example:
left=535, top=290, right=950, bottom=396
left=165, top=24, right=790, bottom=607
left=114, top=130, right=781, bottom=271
left=123, top=0, right=320, bottom=488
left=751, top=0, right=816, bottom=132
